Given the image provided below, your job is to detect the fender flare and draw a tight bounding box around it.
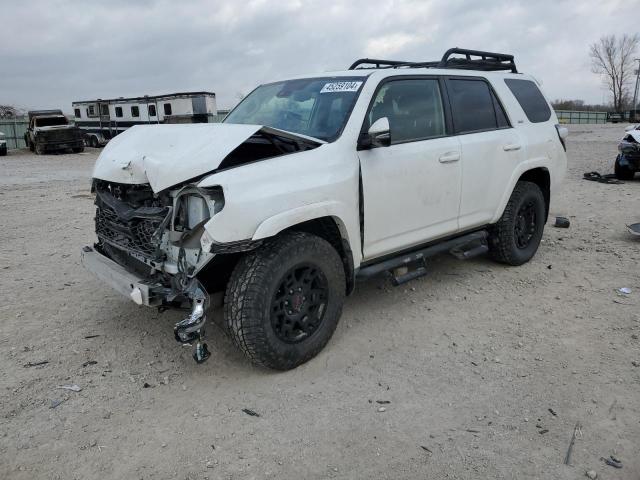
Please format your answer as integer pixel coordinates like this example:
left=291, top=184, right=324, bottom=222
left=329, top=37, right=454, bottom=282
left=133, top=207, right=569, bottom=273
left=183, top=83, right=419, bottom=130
left=251, top=201, right=360, bottom=294
left=252, top=201, right=352, bottom=242
left=490, top=159, right=551, bottom=224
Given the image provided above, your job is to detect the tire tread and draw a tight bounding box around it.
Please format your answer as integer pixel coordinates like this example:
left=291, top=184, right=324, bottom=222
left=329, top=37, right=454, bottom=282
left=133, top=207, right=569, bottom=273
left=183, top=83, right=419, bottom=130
left=224, top=231, right=344, bottom=370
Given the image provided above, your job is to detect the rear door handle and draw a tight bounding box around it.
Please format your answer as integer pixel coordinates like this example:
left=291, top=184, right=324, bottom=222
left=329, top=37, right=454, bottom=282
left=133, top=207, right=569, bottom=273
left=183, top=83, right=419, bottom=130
left=503, top=144, right=522, bottom=151
left=438, top=151, right=460, bottom=163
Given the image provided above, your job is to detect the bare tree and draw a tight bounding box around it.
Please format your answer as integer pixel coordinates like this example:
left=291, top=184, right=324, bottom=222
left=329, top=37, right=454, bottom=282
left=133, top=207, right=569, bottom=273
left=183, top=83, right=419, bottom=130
left=590, top=34, right=640, bottom=112
left=0, top=105, right=19, bottom=119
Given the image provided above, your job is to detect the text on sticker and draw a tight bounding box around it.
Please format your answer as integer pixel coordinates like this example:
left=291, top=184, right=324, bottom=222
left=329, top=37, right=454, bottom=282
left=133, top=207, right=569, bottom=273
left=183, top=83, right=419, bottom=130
left=320, top=81, right=363, bottom=93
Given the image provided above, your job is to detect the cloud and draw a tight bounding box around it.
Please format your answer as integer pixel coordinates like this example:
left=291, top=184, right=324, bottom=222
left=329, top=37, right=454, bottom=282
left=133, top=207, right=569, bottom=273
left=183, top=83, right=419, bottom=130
left=365, top=33, right=431, bottom=57
left=0, top=0, right=637, bottom=111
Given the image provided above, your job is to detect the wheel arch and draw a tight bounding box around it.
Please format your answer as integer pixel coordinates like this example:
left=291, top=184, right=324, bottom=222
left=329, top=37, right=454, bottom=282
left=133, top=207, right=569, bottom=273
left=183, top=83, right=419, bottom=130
left=493, top=165, right=551, bottom=224
left=198, top=214, right=356, bottom=303
left=518, top=167, right=550, bottom=221
left=279, top=216, right=356, bottom=296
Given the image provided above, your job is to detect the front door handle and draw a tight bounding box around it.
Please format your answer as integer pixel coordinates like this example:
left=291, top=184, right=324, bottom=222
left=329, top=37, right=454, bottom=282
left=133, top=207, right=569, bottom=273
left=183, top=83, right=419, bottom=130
left=438, top=151, right=460, bottom=163
left=503, top=143, right=522, bottom=151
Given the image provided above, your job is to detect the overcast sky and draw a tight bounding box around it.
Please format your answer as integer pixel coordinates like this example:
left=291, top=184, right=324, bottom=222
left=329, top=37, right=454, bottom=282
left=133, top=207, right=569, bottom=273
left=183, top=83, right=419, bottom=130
left=1, top=0, right=638, bottom=112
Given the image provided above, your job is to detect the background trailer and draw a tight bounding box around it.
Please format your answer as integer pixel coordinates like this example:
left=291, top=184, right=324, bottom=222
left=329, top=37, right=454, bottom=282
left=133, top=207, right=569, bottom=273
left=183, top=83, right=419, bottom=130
left=72, top=91, right=217, bottom=146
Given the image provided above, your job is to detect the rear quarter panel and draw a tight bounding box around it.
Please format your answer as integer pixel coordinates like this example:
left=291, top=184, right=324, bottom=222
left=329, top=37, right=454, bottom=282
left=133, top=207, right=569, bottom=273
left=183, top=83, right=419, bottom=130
left=489, top=75, right=567, bottom=223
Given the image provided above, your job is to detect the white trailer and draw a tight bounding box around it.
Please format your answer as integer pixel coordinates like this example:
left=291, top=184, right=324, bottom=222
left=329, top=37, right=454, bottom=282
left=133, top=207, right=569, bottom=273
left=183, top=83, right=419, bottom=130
left=72, top=92, right=217, bottom=146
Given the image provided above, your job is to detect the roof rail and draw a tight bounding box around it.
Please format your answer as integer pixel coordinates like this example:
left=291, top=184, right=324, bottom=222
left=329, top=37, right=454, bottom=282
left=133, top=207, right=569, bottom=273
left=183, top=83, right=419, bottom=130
left=348, top=47, right=518, bottom=73
left=348, top=58, right=414, bottom=70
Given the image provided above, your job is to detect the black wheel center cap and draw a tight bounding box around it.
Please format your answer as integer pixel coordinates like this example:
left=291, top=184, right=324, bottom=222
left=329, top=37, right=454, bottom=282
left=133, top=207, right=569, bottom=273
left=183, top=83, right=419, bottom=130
left=271, top=263, right=329, bottom=344
left=291, top=293, right=305, bottom=312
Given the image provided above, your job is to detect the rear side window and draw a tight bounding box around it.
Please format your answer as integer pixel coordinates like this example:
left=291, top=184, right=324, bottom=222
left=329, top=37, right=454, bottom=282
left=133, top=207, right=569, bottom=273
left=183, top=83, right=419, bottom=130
left=505, top=79, right=551, bottom=123
left=448, top=79, right=508, bottom=134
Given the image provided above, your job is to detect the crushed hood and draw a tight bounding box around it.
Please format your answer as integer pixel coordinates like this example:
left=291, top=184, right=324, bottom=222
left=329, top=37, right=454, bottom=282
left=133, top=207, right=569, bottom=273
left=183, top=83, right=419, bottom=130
left=92, top=123, right=323, bottom=192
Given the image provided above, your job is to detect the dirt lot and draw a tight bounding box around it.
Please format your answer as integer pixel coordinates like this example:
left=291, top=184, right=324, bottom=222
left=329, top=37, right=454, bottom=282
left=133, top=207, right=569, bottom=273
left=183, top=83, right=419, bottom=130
left=1, top=125, right=639, bottom=480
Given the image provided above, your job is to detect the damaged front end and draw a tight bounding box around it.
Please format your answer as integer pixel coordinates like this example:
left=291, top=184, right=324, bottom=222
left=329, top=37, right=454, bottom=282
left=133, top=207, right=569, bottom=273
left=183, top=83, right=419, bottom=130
left=83, top=179, right=225, bottom=363
left=81, top=123, right=324, bottom=363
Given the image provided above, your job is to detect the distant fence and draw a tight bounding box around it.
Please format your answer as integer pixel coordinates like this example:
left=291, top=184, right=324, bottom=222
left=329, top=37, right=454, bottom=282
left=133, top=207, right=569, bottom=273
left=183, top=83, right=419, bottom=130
left=555, top=110, right=607, bottom=124
left=0, top=118, right=28, bottom=149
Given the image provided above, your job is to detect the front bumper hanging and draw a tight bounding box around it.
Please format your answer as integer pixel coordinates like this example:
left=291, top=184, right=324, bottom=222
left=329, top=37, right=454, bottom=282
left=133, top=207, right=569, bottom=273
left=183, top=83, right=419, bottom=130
left=81, top=245, right=211, bottom=363
left=81, top=245, right=162, bottom=306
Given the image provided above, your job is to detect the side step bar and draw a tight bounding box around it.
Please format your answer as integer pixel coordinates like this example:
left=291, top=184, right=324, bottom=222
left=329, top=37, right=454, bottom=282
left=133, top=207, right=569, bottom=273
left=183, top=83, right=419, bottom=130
left=357, top=230, right=488, bottom=281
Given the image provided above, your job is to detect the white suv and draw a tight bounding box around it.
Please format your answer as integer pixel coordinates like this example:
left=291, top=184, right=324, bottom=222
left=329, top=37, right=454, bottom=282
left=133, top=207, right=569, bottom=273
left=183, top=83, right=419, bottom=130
left=82, top=48, right=567, bottom=369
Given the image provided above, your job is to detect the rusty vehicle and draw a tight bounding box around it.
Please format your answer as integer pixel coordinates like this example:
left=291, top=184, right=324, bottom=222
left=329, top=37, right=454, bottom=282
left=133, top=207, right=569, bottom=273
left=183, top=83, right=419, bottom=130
left=25, top=110, right=84, bottom=154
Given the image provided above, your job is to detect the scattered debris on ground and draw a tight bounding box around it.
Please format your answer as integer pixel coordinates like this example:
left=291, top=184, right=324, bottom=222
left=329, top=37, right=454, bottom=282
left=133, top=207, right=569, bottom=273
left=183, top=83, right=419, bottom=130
left=56, top=384, right=82, bottom=392
left=49, top=399, right=66, bottom=409
left=242, top=408, right=260, bottom=417
left=2, top=125, right=639, bottom=479
left=563, top=422, right=582, bottom=465
left=23, top=360, right=49, bottom=367
left=601, top=455, right=623, bottom=469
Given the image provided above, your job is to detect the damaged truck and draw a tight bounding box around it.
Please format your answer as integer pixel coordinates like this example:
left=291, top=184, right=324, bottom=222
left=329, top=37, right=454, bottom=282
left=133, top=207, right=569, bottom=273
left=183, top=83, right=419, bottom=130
left=82, top=48, right=567, bottom=369
left=615, top=125, right=640, bottom=180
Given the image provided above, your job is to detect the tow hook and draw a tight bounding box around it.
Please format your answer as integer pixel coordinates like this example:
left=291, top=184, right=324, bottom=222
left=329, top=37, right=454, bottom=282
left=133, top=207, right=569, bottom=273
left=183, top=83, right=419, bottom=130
left=174, top=286, right=211, bottom=364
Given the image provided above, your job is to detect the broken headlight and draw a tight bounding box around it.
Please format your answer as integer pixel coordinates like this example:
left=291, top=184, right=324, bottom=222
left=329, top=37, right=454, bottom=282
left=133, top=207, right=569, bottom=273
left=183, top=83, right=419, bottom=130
left=175, top=194, right=210, bottom=231
left=171, top=186, right=224, bottom=246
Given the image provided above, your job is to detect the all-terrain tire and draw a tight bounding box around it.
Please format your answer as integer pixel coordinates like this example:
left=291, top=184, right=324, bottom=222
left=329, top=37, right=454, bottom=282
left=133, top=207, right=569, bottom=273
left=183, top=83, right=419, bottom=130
left=615, top=156, right=636, bottom=180
left=91, top=136, right=99, bottom=148
left=489, top=181, right=546, bottom=266
left=224, top=231, right=345, bottom=370
left=35, top=143, right=45, bottom=155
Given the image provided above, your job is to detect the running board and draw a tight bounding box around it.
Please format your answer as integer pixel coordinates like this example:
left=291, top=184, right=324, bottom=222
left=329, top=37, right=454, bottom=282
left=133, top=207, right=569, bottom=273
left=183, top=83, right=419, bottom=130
left=357, top=230, right=488, bottom=281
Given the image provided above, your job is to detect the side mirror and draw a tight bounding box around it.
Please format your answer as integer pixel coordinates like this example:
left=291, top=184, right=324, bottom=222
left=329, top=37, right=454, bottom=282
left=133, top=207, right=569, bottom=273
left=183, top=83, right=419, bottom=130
left=358, top=117, right=391, bottom=149
left=368, top=117, right=391, bottom=147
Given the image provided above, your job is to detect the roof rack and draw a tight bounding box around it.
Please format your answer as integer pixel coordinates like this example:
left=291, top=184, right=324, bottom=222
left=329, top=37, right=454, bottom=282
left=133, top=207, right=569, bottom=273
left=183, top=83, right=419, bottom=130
left=348, top=48, right=518, bottom=73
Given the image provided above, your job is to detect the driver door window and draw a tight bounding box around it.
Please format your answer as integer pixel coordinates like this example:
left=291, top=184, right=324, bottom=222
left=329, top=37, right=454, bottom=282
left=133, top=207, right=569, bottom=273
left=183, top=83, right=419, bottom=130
left=368, top=79, right=446, bottom=144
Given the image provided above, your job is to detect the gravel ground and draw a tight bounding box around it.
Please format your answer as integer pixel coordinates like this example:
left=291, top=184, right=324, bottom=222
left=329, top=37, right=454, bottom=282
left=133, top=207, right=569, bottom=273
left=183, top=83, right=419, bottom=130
left=1, top=125, right=639, bottom=480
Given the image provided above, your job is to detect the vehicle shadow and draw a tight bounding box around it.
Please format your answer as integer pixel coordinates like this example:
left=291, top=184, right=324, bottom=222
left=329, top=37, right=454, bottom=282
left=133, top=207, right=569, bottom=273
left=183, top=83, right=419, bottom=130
left=83, top=252, right=500, bottom=379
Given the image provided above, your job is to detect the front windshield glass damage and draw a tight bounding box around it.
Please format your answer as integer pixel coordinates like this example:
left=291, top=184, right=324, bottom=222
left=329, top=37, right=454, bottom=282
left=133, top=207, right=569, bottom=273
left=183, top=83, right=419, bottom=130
left=224, top=77, right=366, bottom=142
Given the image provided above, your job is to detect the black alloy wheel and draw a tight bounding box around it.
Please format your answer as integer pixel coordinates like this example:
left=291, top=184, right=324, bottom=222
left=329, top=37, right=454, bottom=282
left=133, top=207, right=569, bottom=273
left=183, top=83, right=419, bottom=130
left=514, top=200, right=537, bottom=249
left=271, top=263, right=329, bottom=343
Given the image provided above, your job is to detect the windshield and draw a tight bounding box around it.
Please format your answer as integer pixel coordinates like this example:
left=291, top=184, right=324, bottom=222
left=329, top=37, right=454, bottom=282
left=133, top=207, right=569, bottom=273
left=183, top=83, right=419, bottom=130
left=36, top=116, right=68, bottom=127
left=224, top=77, right=366, bottom=142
